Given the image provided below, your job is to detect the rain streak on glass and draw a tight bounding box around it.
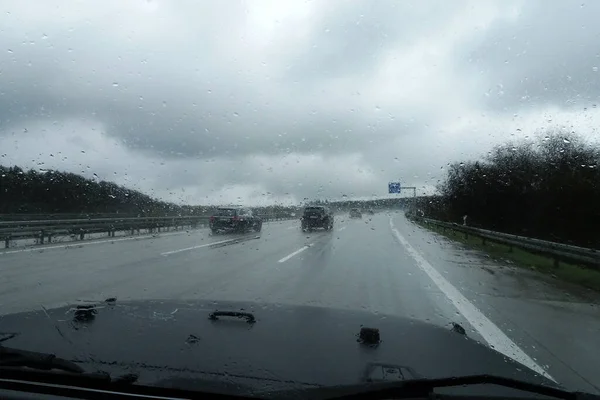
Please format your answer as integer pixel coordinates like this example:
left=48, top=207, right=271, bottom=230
left=0, top=2, right=598, bottom=397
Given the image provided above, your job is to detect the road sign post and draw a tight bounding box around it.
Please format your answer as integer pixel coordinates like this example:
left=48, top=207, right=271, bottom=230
left=388, top=182, right=416, bottom=213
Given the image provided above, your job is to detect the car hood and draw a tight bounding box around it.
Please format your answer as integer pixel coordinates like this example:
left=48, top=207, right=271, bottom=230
left=0, top=299, right=557, bottom=398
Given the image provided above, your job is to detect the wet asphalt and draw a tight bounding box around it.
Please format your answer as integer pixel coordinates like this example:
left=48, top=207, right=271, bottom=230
left=1, top=212, right=599, bottom=393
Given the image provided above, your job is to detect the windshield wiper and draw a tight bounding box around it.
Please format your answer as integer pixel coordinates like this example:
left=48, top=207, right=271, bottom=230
left=0, top=345, right=84, bottom=373
left=0, top=345, right=140, bottom=389
left=292, top=375, right=599, bottom=400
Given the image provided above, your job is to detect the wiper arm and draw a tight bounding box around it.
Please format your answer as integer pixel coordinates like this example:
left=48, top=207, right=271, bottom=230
left=0, top=345, right=84, bottom=373
left=300, top=375, right=599, bottom=400
left=0, top=345, right=140, bottom=389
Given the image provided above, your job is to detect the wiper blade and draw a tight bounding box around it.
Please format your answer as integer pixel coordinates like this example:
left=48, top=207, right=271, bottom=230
left=0, top=346, right=140, bottom=389
left=301, top=375, right=599, bottom=400
left=0, top=345, right=84, bottom=373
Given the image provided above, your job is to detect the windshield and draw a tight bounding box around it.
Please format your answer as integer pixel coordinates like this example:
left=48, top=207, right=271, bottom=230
left=1, top=1, right=599, bottom=397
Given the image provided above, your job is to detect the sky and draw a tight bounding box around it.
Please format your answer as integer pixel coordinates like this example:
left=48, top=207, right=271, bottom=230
left=1, top=0, right=600, bottom=205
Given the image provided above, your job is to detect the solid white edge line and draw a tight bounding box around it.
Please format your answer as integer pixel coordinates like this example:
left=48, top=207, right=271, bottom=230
left=278, top=244, right=312, bottom=263
left=389, top=217, right=555, bottom=382
left=161, top=237, right=241, bottom=256
left=0, top=230, right=193, bottom=256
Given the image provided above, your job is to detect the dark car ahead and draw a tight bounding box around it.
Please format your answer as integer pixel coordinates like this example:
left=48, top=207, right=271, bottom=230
left=209, top=207, right=262, bottom=234
left=301, top=206, right=334, bottom=231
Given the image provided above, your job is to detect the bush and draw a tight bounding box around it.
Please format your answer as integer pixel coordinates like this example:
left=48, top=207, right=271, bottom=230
left=431, top=131, right=600, bottom=247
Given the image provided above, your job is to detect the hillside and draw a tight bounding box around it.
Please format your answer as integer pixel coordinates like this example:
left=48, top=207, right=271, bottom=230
left=0, top=165, right=194, bottom=216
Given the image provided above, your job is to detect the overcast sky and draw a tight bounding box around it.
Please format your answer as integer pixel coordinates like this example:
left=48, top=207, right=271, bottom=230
left=2, top=0, right=600, bottom=205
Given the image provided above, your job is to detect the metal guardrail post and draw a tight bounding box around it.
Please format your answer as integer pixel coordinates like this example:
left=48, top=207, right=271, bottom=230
left=413, top=216, right=600, bottom=268
left=0, top=214, right=298, bottom=249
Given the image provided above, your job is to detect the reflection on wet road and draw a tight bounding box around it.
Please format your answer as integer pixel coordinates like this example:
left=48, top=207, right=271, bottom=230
left=1, top=213, right=599, bottom=393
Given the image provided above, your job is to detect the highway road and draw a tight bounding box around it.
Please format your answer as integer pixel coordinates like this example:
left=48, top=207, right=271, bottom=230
left=1, top=212, right=599, bottom=393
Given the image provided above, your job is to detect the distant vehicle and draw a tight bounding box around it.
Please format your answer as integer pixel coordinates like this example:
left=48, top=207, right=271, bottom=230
left=301, top=206, right=333, bottom=231
left=349, top=208, right=362, bottom=218
left=209, top=207, right=262, bottom=234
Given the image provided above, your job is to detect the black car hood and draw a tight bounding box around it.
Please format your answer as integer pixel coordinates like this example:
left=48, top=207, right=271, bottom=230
left=0, top=299, right=557, bottom=398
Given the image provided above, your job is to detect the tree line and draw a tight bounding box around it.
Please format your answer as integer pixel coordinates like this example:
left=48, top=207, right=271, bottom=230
left=0, top=165, right=186, bottom=216
left=0, top=166, right=306, bottom=217
left=418, top=132, right=600, bottom=248
left=0, top=164, right=423, bottom=218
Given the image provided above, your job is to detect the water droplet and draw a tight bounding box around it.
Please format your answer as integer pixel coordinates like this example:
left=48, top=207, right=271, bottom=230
left=593, top=66, right=599, bottom=72
left=112, top=82, right=119, bottom=87
left=563, top=138, right=571, bottom=144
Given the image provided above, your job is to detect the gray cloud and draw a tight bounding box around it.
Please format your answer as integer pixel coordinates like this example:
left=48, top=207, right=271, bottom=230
left=1, top=1, right=598, bottom=204
left=463, top=1, right=600, bottom=111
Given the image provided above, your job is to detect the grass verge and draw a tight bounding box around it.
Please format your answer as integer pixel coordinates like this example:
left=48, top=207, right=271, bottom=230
left=415, top=219, right=600, bottom=292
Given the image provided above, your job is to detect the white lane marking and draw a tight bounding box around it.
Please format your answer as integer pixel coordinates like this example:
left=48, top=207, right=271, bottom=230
left=0, top=230, right=193, bottom=256
left=287, top=226, right=296, bottom=230
left=337, top=226, right=347, bottom=232
left=161, top=237, right=241, bottom=256
left=389, top=217, right=554, bottom=381
left=278, top=244, right=312, bottom=263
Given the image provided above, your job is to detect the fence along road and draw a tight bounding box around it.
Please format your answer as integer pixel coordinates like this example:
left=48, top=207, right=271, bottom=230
left=0, top=213, right=295, bottom=248
left=412, top=216, right=600, bottom=268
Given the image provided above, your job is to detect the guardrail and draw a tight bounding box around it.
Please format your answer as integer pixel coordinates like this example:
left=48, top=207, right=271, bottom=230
left=0, top=214, right=296, bottom=248
left=411, top=216, right=600, bottom=268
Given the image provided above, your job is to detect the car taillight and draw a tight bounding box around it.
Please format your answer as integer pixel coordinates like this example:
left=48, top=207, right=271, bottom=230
left=210, top=216, right=215, bottom=222
left=231, top=215, right=239, bottom=221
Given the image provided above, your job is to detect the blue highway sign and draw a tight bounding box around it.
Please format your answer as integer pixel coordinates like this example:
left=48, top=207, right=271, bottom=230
left=388, top=182, right=401, bottom=193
